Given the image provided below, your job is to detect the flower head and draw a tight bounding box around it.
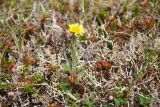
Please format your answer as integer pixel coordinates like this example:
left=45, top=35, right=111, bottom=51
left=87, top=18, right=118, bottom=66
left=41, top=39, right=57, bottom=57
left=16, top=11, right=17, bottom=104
left=68, top=23, right=85, bottom=36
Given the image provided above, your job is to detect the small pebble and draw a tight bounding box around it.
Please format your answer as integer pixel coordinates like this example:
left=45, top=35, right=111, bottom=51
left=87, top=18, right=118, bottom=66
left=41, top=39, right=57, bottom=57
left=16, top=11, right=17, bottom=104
left=8, top=91, right=14, bottom=96
left=109, top=95, right=114, bottom=100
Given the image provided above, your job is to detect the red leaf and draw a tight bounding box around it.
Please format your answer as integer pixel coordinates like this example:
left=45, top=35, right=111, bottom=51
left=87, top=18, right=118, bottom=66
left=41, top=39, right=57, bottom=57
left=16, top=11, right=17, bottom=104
left=95, top=61, right=113, bottom=70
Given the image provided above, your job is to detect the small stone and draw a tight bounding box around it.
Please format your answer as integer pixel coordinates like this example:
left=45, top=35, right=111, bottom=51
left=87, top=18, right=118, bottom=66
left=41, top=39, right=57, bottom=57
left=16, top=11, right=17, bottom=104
left=8, top=91, right=14, bottom=96
left=109, top=95, right=114, bottom=100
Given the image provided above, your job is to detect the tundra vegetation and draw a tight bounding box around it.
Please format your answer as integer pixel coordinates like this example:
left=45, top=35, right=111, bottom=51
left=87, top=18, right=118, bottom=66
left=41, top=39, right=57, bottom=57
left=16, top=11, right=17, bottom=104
left=0, top=0, right=160, bottom=106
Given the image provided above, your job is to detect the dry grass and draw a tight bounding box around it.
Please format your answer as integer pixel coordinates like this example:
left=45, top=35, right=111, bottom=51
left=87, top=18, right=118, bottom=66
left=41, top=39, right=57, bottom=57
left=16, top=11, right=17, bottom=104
left=0, top=0, right=160, bottom=106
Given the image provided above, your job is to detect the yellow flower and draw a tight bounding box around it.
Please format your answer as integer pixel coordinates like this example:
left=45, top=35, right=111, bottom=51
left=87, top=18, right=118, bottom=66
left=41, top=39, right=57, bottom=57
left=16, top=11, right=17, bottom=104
left=68, top=23, right=85, bottom=36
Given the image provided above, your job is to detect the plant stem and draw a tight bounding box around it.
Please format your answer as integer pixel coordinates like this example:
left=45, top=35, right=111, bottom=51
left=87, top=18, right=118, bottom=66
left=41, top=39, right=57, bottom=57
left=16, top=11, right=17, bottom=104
left=70, top=37, right=78, bottom=74
left=81, top=0, right=85, bottom=13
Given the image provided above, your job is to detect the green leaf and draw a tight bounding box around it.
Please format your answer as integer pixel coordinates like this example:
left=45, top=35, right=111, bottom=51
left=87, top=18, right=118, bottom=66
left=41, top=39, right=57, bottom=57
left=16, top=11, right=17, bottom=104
left=36, top=38, right=45, bottom=46
left=117, top=91, right=124, bottom=98
left=0, top=73, right=12, bottom=82
left=77, top=67, right=86, bottom=79
left=32, top=73, right=44, bottom=84
left=85, top=100, right=94, bottom=107
left=61, top=62, right=72, bottom=72
left=138, top=93, right=153, bottom=106
left=112, top=88, right=121, bottom=95
left=60, top=83, right=70, bottom=92
left=114, top=98, right=127, bottom=106
left=0, top=83, right=9, bottom=89
left=99, top=9, right=108, bottom=18
left=103, top=103, right=110, bottom=107
left=132, top=5, right=140, bottom=18
left=114, top=98, right=122, bottom=106
left=107, top=41, right=113, bottom=50
left=78, top=34, right=87, bottom=41
left=24, top=84, right=37, bottom=94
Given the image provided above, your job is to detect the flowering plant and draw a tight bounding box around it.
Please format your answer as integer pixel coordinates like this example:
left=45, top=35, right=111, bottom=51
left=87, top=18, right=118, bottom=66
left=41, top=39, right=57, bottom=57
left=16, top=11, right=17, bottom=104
left=62, top=23, right=85, bottom=77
